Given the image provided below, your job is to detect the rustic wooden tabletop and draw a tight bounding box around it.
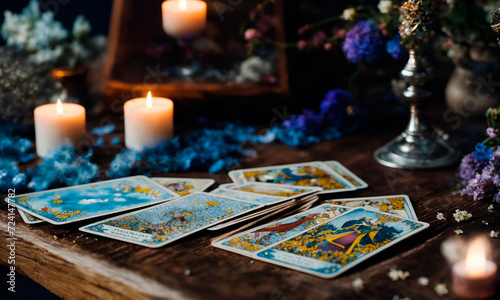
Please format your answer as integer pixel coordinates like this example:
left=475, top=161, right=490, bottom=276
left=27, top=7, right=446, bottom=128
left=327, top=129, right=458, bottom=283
left=1, top=109, right=499, bottom=300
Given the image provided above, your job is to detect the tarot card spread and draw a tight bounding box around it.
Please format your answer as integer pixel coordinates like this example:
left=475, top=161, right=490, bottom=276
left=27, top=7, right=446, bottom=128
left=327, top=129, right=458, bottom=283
left=213, top=204, right=351, bottom=257
left=7, top=176, right=179, bottom=225
left=152, top=177, right=215, bottom=196
left=228, top=161, right=356, bottom=194
left=323, top=161, right=368, bottom=189
left=326, top=195, right=418, bottom=220
left=80, top=193, right=264, bottom=248
left=220, top=182, right=322, bottom=205
left=254, top=208, right=429, bottom=278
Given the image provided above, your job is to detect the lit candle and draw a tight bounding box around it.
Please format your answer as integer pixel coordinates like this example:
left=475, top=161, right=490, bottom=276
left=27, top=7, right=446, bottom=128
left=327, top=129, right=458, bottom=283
left=124, top=91, right=174, bottom=151
left=162, top=0, right=207, bottom=38
left=452, top=237, right=497, bottom=299
left=34, top=99, right=86, bottom=157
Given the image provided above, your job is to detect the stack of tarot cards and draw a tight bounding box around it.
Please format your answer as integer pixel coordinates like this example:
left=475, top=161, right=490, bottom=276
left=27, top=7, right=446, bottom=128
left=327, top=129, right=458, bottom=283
left=213, top=194, right=428, bottom=278
left=206, top=161, right=368, bottom=230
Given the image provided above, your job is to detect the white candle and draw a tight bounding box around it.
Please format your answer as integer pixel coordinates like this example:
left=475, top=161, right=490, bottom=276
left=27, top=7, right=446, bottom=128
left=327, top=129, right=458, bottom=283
left=452, top=237, right=497, bottom=299
left=34, top=99, right=86, bottom=157
left=162, top=0, right=207, bottom=38
left=124, top=91, right=174, bottom=151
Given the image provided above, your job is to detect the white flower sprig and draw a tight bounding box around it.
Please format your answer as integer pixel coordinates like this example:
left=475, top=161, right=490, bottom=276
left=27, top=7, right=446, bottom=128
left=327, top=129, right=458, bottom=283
left=342, top=8, right=356, bottom=21
left=436, top=212, right=446, bottom=221
left=351, top=278, right=364, bottom=291
left=453, top=209, right=472, bottom=222
left=435, top=283, right=448, bottom=296
left=388, top=268, right=410, bottom=281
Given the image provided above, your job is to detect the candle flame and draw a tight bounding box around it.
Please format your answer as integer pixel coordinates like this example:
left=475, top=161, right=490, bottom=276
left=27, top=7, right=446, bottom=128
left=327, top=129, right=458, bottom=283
left=465, top=236, right=488, bottom=278
left=147, top=91, right=153, bottom=109
left=56, top=99, right=63, bottom=116
left=179, top=0, right=187, bottom=10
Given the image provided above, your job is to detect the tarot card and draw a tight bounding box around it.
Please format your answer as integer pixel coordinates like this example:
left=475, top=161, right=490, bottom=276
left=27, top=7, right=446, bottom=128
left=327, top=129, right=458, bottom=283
left=325, top=195, right=418, bottom=220
left=213, top=204, right=351, bottom=257
left=228, top=161, right=356, bottom=194
left=207, top=200, right=295, bottom=231
left=18, top=209, right=44, bottom=225
left=220, top=182, right=322, bottom=205
left=152, top=177, right=215, bottom=196
left=210, top=188, right=279, bottom=204
left=79, top=193, right=264, bottom=248
left=6, top=176, right=179, bottom=225
left=323, top=161, right=368, bottom=189
left=254, top=208, right=429, bottom=278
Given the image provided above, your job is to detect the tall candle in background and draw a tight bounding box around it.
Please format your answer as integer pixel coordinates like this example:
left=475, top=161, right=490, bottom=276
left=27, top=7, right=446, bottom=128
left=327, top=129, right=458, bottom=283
left=34, top=99, right=86, bottom=157
left=162, top=0, right=207, bottom=38
left=124, top=91, right=174, bottom=151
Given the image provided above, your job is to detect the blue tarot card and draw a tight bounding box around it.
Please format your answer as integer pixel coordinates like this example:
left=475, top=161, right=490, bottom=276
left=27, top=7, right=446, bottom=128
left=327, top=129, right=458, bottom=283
left=228, top=161, right=356, bottom=194
left=254, top=208, right=429, bottom=278
left=213, top=204, right=351, bottom=257
left=18, top=209, right=44, bottom=225
left=79, top=193, right=264, bottom=248
left=6, top=176, right=179, bottom=225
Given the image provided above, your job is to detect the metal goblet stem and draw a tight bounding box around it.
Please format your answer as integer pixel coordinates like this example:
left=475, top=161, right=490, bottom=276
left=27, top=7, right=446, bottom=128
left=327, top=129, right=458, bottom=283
left=374, top=49, right=460, bottom=169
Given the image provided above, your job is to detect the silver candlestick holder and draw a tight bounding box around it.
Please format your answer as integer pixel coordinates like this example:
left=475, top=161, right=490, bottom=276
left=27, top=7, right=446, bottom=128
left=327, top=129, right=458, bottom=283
left=374, top=49, right=460, bottom=169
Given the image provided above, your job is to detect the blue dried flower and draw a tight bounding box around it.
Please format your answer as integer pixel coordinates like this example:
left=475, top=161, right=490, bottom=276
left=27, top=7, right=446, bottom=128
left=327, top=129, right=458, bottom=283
left=0, top=132, right=34, bottom=163
left=473, top=143, right=493, bottom=162
left=92, top=124, right=115, bottom=135
left=386, top=34, right=406, bottom=60
left=342, top=19, right=386, bottom=63
left=26, top=143, right=98, bottom=191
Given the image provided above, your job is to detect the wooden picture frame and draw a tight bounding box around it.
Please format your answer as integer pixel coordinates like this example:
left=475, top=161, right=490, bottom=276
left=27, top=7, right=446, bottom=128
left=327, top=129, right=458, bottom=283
left=102, top=0, right=288, bottom=110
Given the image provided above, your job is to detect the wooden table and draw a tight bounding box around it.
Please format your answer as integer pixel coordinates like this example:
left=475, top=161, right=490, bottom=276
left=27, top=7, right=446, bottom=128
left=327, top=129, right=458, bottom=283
left=1, top=110, right=499, bottom=300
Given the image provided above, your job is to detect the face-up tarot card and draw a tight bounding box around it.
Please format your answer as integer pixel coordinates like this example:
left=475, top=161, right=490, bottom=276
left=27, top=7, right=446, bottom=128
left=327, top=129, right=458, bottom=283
left=7, top=176, right=179, bottom=225
left=152, top=177, right=215, bottom=196
left=80, top=193, right=264, bottom=248
left=326, top=195, right=418, bottom=220
left=254, top=208, right=429, bottom=278
left=220, top=182, right=322, bottom=205
left=18, top=209, right=44, bottom=224
left=212, top=204, right=351, bottom=257
left=228, top=162, right=356, bottom=194
left=323, top=161, right=368, bottom=189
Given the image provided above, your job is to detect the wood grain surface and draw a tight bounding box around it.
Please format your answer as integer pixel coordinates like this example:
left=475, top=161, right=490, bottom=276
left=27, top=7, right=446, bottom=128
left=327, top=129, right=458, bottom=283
left=1, top=110, right=499, bottom=300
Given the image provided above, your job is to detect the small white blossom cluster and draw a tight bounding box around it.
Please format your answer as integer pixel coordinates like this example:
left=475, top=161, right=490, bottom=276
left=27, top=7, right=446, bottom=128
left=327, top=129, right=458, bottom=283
left=235, top=56, right=273, bottom=84
left=342, top=8, right=356, bottom=21
left=435, top=283, right=448, bottom=296
left=388, top=268, right=410, bottom=281
left=1, top=0, right=104, bottom=68
left=454, top=229, right=464, bottom=235
left=490, top=230, right=499, bottom=238
left=378, top=0, right=393, bottom=14
left=453, top=209, right=472, bottom=222
left=417, top=277, right=429, bottom=286
left=351, top=278, right=364, bottom=291
left=436, top=212, right=446, bottom=221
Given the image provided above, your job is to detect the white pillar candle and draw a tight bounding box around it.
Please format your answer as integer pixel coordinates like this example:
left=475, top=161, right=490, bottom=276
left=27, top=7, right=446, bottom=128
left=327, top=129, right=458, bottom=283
left=124, top=91, right=174, bottom=151
left=34, top=99, right=86, bottom=157
left=162, top=0, right=207, bottom=38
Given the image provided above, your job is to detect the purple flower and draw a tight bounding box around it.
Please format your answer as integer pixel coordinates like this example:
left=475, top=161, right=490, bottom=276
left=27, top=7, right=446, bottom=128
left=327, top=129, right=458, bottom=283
left=282, top=109, right=322, bottom=132
left=312, top=31, right=327, bottom=48
left=459, top=153, right=484, bottom=181
left=297, top=40, right=308, bottom=50
left=473, top=143, right=493, bottom=162
left=494, top=192, right=500, bottom=203
left=386, top=34, right=406, bottom=60
left=320, top=89, right=356, bottom=128
left=297, top=25, right=309, bottom=35
left=342, top=19, right=386, bottom=63
left=487, top=127, right=498, bottom=138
